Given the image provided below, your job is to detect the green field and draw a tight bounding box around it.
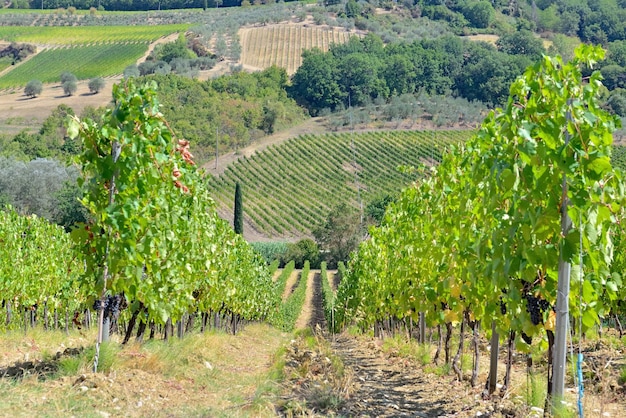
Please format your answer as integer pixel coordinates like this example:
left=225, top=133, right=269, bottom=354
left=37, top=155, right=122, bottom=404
left=0, top=24, right=188, bottom=44
left=205, top=130, right=471, bottom=238
left=0, top=56, right=11, bottom=73
left=0, top=43, right=148, bottom=87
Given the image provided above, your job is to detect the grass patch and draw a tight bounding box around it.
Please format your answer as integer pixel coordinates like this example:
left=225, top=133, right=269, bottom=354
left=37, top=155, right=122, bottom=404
left=0, top=56, right=12, bottom=73
left=0, top=323, right=290, bottom=417
left=523, top=372, right=547, bottom=408
left=619, top=366, right=626, bottom=386
left=381, top=335, right=432, bottom=366
left=425, top=362, right=452, bottom=377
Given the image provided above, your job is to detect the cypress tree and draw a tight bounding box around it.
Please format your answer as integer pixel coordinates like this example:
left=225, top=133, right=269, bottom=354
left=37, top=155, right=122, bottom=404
left=234, top=182, right=243, bottom=235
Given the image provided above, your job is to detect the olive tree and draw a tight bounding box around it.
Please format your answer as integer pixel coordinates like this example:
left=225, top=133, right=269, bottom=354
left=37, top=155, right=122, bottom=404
left=24, top=80, right=43, bottom=98
left=88, top=77, right=106, bottom=94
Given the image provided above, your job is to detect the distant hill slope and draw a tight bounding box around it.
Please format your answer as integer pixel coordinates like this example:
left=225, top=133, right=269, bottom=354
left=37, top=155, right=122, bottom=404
left=205, top=130, right=471, bottom=241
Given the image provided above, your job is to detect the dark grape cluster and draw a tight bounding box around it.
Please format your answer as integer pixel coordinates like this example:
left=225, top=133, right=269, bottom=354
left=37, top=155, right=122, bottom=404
left=525, top=295, right=551, bottom=325
left=500, top=299, right=507, bottom=315
left=93, top=295, right=125, bottom=318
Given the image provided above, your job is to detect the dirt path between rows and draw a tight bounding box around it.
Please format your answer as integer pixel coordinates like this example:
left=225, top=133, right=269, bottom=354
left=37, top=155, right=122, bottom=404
left=288, top=267, right=477, bottom=417
left=285, top=264, right=626, bottom=418
left=281, top=269, right=301, bottom=302
left=294, top=269, right=318, bottom=331
left=330, top=335, right=475, bottom=417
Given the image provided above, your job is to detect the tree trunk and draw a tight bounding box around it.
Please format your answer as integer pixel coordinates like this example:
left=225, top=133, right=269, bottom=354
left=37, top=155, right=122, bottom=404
left=544, top=330, right=555, bottom=416
left=176, top=318, right=184, bottom=339
left=433, top=324, right=442, bottom=365
left=471, top=320, right=480, bottom=387
left=231, top=314, right=237, bottom=335
left=213, top=311, right=220, bottom=329
left=419, top=312, right=426, bottom=344
left=186, top=313, right=195, bottom=334
left=164, top=318, right=173, bottom=340
left=483, top=321, right=499, bottom=398
left=452, top=315, right=466, bottom=381
left=6, top=300, right=11, bottom=326
left=30, top=306, right=36, bottom=328
left=444, top=322, right=453, bottom=365
left=201, top=312, right=208, bottom=333
left=614, top=314, right=623, bottom=338
left=123, top=307, right=141, bottom=344
left=43, top=300, right=49, bottom=331
left=502, top=330, right=516, bottom=393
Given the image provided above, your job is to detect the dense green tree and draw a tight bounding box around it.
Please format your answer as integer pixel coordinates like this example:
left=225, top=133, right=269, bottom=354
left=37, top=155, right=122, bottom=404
left=345, top=0, right=361, bottom=18
left=338, top=53, right=388, bottom=105
left=283, top=239, right=319, bottom=269
left=382, top=54, right=417, bottom=96
left=453, top=43, right=530, bottom=106
left=234, top=182, right=243, bottom=235
left=289, top=49, right=344, bottom=114
left=38, top=104, right=75, bottom=155
left=606, top=40, right=626, bottom=67
left=313, top=203, right=363, bottom=269
left=496, top=30, right=545, bottom=60
left=601, top=64, right=626, bottom=90
left=604, top=88, right=626, bottom=117
left=365, top=194, right=395, bottom=226
left=462, top=1, right=494, bottom=28
left=52, top=179, right=90, bottom=231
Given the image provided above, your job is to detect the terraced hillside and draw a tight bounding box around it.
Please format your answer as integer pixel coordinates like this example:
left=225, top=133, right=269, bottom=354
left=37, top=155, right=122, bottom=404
left=205, top=130, right=471, bottom=240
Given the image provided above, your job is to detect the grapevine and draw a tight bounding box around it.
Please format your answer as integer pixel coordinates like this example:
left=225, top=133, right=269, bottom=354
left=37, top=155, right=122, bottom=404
left=335, top=44, right=625, bottom=409
left=67, top=80, right=278, bottom=369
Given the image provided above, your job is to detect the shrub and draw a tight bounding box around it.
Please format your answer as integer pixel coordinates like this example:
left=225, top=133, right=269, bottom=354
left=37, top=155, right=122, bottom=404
left=24, top=80, right=43, bottom=98
left=123, top=64, right=140, bottom=78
